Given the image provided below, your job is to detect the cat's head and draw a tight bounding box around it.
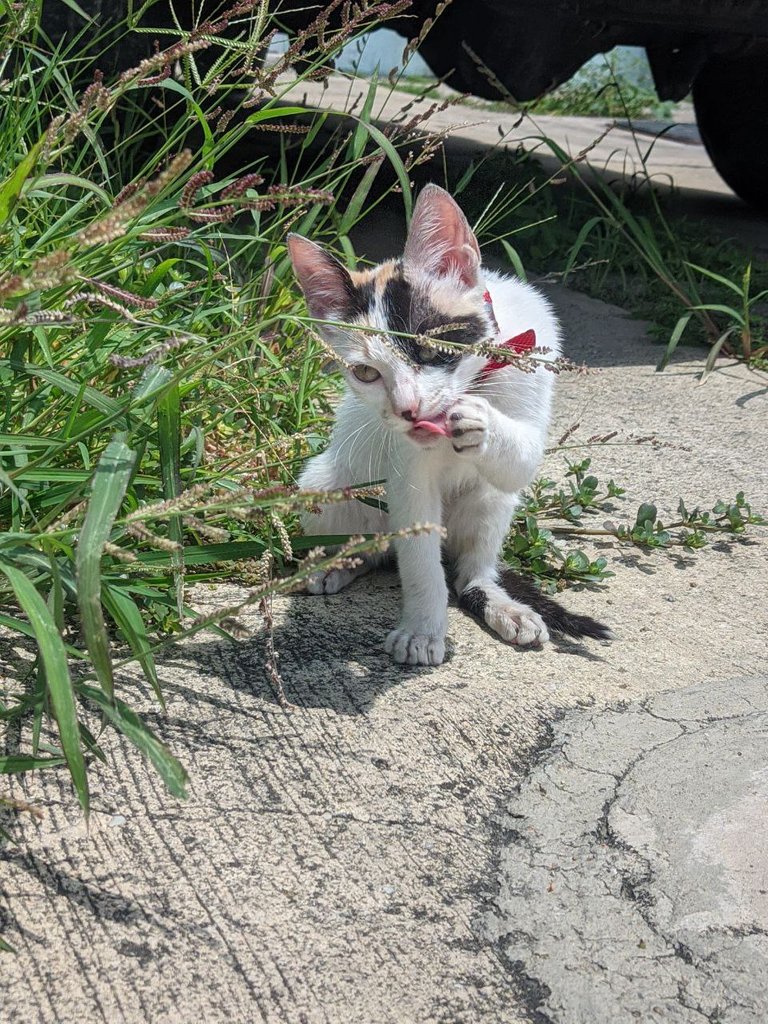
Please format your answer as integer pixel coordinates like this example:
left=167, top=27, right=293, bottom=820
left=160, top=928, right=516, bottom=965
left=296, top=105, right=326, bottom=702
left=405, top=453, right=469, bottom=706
left=287, top=184, right=497, bottom=446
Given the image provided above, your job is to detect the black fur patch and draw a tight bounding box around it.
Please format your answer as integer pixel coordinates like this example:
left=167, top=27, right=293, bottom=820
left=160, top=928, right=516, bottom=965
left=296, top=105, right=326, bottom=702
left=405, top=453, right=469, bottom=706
left=345, top=277, right=376, bottom=319
left=381, top=274, right=489, bottom=367
left=499, top=569, right=612, bottom=641
left=314, top=250, right=375, bottom=320
left=459, top=586, right=489, bottom=619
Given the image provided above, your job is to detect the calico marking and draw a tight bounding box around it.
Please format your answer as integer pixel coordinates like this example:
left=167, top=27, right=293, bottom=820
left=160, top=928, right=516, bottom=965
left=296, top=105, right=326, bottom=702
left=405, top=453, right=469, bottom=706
left=380, top=268, right=493, bottom=366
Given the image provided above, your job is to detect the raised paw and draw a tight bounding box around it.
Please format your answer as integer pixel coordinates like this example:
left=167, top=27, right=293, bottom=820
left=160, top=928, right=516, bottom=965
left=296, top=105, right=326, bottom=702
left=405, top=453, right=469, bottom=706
left=485, top=602, right=550, bottom=647
left=385, top=628, right=446, bottom=666
left=447, top=396, right=489, bottom=453
left=306, top=568, right=356, bottom=595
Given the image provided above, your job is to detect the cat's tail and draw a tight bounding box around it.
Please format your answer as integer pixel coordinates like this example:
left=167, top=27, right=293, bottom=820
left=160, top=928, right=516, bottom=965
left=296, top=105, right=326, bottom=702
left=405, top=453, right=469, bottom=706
left=498, top=567, right=613, bottom=641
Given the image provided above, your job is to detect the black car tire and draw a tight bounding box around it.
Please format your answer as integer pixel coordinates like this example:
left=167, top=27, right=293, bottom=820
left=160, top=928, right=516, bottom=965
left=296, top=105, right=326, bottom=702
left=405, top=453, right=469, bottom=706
left=693, top=52, right=768, bottom=213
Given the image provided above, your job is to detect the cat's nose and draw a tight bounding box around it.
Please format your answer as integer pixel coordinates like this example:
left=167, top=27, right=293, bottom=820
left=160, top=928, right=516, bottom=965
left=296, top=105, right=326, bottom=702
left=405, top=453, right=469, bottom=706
left=399, top=406, right=418, bottom=422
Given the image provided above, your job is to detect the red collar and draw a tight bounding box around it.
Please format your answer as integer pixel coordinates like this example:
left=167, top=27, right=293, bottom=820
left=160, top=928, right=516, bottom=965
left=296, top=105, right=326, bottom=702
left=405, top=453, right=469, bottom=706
left=479, top=289, right=535, bottom=378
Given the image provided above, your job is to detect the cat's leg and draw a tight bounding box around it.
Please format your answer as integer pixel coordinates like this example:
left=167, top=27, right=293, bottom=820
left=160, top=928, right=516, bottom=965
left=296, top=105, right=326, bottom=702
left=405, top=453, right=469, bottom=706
left=305, top=558, right=376, bottom=595
left=447, top=396, right=547, bottom=496
left=384, top=467, right=448, bottom=666
left=445, top=486, right=550, bottom=646
left=298, top=449, right=390, bottom=596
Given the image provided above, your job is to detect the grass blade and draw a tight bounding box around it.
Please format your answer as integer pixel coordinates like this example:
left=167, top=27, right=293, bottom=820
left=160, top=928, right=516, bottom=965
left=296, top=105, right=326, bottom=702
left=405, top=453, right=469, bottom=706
left=338, top=154, right=384, bottom=234
left=133, top=539, right=266, bottom=567
left=561, top=216, right=603, bottom=283
left=0, top=138, right=42, bottom=224
left=157, top=385, right=184, bottom=616
left=685, top=262, right=745, bottom=295
left=78, top=684, right=188, bottom=798
left=501, top=240, right=528, bottom=283
left=657, top=313, right=693, bottom=371
left=351, top=119, right=413, bottom=222
left=700, top=327, right=738, bottom=383
left=76, top=439, right=137, bottom=699
left=102, top=585, right=165, bottom=708
left=0, top=755, right=66, bottom=773
left=351, top=71, right=379, bottom=161
left=0, top=562, right=89, bottom=815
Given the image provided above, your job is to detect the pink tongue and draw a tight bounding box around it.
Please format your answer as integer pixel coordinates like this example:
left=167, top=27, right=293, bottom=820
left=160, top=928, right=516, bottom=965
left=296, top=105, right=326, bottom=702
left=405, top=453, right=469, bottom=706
left=413, top=414, right=449, bottom=436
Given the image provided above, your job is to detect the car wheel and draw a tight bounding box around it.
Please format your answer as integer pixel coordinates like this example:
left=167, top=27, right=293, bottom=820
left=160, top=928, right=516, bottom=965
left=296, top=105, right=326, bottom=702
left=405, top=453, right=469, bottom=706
left=693, top=53, right=768, bottom=213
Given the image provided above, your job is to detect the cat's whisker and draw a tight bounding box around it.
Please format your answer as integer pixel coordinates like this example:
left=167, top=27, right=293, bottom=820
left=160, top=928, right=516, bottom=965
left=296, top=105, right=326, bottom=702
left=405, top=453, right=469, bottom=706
left=332, top=422, right=368, bottom=469
left=333, top=418, right=375, bottom=472
left=345, top=424, right=377, bottom=476
left=349, top=418, right=387, bottom=492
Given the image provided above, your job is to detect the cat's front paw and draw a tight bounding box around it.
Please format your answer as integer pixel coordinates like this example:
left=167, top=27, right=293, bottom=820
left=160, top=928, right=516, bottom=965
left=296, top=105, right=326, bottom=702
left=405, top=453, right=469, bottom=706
left=447, top=396, right=490, bottom=453
left=485, top=602, right=550, bottom=646
left=385, top=628, right=446, bottom=666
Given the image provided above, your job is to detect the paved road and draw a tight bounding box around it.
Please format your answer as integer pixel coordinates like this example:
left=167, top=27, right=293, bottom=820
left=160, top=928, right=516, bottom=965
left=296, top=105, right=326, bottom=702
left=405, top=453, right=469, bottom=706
left=285, top=76, right=727, bottom=197
left=488, top=676, right=768, bottom=1023
left=285, top=74, right=768, bottom=263
left=2, top=272, right=766, bottom=1021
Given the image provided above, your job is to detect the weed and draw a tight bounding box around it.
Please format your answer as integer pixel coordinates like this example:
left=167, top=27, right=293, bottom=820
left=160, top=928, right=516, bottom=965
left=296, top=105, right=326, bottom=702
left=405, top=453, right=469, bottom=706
left=0, top=1, right=434, bottom=813
left=527, top=55, right=674, bottom=120
left=378, top=54, right=672, bottom=119
left=511, top=449, right=765, bottom=592
left=451, top=142, right=768, bottom=367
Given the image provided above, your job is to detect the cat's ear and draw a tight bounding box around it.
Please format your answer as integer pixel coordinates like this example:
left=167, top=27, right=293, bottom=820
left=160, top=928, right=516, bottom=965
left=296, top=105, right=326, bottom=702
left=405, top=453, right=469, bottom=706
left=287, top=234, right=356, bottom=320
left=403, top=184, right=481, bottom=288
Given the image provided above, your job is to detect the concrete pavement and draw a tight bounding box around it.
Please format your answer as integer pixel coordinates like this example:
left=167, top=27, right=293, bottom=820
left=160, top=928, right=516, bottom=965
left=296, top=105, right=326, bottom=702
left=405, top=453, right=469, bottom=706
left=3, top=66, right=768, bottom=1024
left=282, top=75, right=728, bottom=198
left=2, top=277, right=767, bottom=1021
left=487, top=676, right=768, bottom=1023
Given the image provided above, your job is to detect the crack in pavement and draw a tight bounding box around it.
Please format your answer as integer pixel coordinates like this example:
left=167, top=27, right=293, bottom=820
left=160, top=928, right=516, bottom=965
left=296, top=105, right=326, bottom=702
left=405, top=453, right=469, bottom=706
left=483, top=677, right=768, bottom=1024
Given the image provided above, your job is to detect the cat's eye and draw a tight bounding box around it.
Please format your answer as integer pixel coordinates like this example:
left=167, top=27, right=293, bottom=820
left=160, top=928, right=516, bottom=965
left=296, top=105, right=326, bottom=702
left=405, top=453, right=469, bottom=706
left=418, top=346, right=439, bottom=363
left=352, top=364, right=381, bottom=383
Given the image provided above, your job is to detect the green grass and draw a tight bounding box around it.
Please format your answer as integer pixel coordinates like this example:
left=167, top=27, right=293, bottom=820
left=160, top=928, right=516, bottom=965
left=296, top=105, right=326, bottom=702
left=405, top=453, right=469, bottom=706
left=378, top=60, right=768, bottom=365
left=527, top=56, right=674, bottom=120
left=452, top=143, right=768, bottom=366
left=0, top=1, right=427, bottom=811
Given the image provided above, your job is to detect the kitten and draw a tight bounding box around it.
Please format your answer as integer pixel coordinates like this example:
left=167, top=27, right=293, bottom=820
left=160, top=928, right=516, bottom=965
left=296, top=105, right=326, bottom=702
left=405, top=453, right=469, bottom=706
left=287, top=183, right=610, bottom=666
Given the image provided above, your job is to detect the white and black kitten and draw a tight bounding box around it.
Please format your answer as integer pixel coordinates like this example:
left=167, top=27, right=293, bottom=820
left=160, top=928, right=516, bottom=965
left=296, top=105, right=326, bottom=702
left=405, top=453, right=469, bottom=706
left=288, top=184, right=609, bottom=665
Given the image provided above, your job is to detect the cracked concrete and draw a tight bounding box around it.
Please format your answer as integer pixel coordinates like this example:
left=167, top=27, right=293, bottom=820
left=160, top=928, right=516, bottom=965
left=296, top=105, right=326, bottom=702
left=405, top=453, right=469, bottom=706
left=486, top=678, right=768, bottom=1023
left=2, top=281, right=766, bottom=1023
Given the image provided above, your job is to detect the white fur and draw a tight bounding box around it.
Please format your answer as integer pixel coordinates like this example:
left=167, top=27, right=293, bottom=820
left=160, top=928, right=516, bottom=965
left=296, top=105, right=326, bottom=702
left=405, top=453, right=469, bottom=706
left=297, top=267, right=560, bottom=666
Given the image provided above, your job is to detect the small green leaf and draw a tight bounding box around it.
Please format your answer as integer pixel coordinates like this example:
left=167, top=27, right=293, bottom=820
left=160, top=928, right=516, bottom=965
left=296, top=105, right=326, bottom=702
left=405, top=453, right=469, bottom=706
left=635, top=503, right=658, bottom=527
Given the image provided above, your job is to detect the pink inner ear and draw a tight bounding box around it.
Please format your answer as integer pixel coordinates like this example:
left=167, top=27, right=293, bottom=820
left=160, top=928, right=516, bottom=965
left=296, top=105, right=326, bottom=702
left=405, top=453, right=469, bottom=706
left=404, top=185, right=480, bottom=287
left=287, top=234, right=352, bottom=319
left=436, top=244, right=479, bottom=287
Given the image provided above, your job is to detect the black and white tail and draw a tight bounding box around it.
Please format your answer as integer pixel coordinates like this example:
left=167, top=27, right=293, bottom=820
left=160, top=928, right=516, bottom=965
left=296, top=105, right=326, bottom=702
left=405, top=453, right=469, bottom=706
left=459, top=568, right=612, bottom=645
